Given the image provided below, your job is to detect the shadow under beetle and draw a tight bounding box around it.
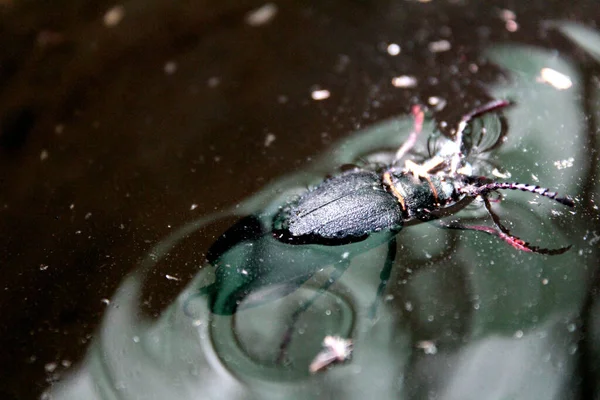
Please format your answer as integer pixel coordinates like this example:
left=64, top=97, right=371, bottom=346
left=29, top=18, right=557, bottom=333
left=272, top=101, right=574, bottom=254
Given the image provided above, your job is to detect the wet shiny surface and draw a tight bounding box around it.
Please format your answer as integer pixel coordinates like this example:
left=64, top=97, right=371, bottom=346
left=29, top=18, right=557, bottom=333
left=0, top=1, right=599, bottom=399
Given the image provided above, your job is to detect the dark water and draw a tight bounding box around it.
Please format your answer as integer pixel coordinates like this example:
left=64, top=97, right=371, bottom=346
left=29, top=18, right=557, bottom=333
left=0, top=1, right=599, bottom=399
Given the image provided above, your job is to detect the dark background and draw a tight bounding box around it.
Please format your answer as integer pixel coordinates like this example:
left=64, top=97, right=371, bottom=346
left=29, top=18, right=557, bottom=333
left=0, top=1, right=598, bottom=398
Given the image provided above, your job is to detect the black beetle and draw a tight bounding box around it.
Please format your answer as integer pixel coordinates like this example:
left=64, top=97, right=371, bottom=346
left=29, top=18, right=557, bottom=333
left=273, top=101, right=574, bottom=254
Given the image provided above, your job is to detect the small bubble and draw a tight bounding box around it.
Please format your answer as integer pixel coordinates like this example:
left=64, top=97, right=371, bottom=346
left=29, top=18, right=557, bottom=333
left=387, top=43, right=401, bottom=56
left=514, top=330, right=524, bottom=339
left=311, top=89, right=330, bottom=100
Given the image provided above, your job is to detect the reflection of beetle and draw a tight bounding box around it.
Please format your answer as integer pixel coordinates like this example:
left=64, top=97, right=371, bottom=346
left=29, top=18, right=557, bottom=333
left=273, top=101, right=574, bottom=254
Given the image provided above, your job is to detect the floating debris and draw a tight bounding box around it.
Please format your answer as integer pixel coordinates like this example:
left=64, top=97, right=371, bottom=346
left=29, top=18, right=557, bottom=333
left=428, top=40, right=451, bottom=53
left=554, top=157, right=575, bottom=170
left=416, top=340, right=437, bottom=355
left=103, top=5, right=125, bottom=27
left=245, top=3, right=278, bottom=27
left=164, top=61, right=177, bottom=75
left=391, top=75, right=418, bottom=88
left=264, top=133, right=276, bottom=147
left=309, top=336, right=353, bottom=373
left=537, top=68, right=573, bottom=90
left=499, top=9, right=519, bottom=32
left=387, top=43, right=401, bottom=56
left=311, top=89, right=331, bottom=101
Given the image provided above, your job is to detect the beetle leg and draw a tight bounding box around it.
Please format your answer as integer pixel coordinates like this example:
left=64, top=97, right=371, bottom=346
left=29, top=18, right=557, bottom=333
left=276, top=259, right=352, bottom=365
left=393, top=105, right=425, bottom=164
left=436, top=219, right=571, bottom=255
left=450, top=99, right=511, bottom=175
left=368, top=236, right=398, bottom=319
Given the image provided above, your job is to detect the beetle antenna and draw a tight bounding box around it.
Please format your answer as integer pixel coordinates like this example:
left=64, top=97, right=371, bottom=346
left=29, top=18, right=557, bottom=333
left=393, top=105, right=425, bottom=164
left=467, top=181, right=575, bottom=207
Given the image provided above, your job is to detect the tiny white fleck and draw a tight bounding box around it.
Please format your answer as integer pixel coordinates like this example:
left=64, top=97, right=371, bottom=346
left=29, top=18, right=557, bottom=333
left=311, top=89, right=330, bottom=101
left=492, top=168, right=511, bottom=179
left=554, top=157, right=575, bottom=170
left=207, top=77, right=220, bottom=88
left=391, top=75, right=418, bottom=88
left=190, top=204, right=198, bottom=210
left=567, top=323, right=577, bottom=332
left=505, top=20, right=519, bottom=32
left=100, top=298, right=110, bottom=305
left=514, top=330, right=524, bottom=338
left=245, top=3, right=278, bottom=27
left=542, top=278, right=549, bottom=285
left=264, top=133, right=276, bottom=147
left=428, top=40, right=451, bottom=53
left=241, top=269, right=249, bottom=276
left=387, top=43, right=401, bottom=56
left=45, top=362, right=58, bottom=373
left=39, top=264, right=49, bottom=271
left=531, top=174, right=539, bottom=182
left=165, top=274, right=179, bottom=281
left=405, top=301, right=413, bottom=311
left=103, top=5, right=125, bottom=27
left=416, top=341, right=437, bottom=354
left=538, top=68, right=573, bottom=90
left=341, top=251, right=350, bottom=259
left=40, top=149, right=49, bottom=161
left=132, top=336, right=140, bottom=343
left=164, top=61, right=177, bottom=75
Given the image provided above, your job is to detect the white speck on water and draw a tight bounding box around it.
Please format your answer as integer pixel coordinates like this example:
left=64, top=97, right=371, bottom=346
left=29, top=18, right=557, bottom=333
left=428, top=96, right=446, bottom=110
left=387, top=43, right=401, bottom=56
left=164, top=61, right=177, bottom=75
left=40, top=149, right=49, bottom=161
left=245, top=3, right=278, bottom=26
left=45, top=362, right=57, bottom=373
left=567, top=323, right=577, bottom=332
left=207, top=77, right=220, bottom=88
left=341, top=251, right=350, bottom=259
left=311, top=89, right=330, bottom=101
left=325, top=309, right=332, bottom=316
left=392, top=75, right=418, bottom=88
left=492, top=168, right=511, bottom=179
left=132, top=336, right=140, bottom=343
left=101, top=298, right=110, bottom=305
left=514, top=330, right=524, bottom=339
left=85, top=212, right=92, bottom=220
left=39, top=264, right=49, bottom=271
left=190, top=204, right=198, bottom=210
left=538, top=68, right=573, bottom=90
left=542, top=278, right=549, bottom=285
left=240, top=269, right=249, bottom=276
left=264, top=133, right=276, bottom=147
left=554, top=157, right=574, bottom=170
left=103, top=5, right=125, bottom=27
left=165, top=274, right=179, bottom=281
left=405, top=301, right=413, bottom=311
left=428, top=40, right=451, bottom=53
left=531, top=174, right=539, bottom=182
left=417, top=341, right=437, bottom=355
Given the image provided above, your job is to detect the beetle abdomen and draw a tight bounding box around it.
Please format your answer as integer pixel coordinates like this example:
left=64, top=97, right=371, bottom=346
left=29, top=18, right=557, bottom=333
left=273, top=170, right=403, bottom=244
